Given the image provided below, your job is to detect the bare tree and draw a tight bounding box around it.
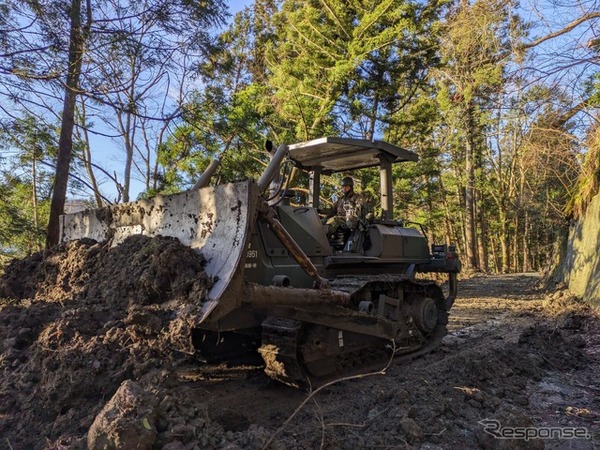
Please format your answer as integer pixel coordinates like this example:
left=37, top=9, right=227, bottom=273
left=46, top=0, right=92, bottom=247
left=1, top=0, right=227, bottom=246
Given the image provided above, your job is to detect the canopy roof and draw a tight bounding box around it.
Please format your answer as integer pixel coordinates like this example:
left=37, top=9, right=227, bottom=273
left=288, top=137, right=418, bottom=173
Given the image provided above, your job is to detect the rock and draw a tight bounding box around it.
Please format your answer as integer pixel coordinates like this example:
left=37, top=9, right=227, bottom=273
left=87, top=380, right=157, bottom=450
left=161, top=441, right=185, bottom=450
left=419, top=444, right=444, bottom=450
left=400, top=417, right=424, bottom=444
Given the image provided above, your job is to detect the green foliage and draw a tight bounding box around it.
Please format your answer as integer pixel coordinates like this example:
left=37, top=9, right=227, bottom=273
left=1, top=115, right=57, bottom=162
left=568, top=75, right=600, bottom=217
left=0, top=114, right=55, bottom=261
left=567, top=125, right=600, bottom=219
left=159, top=0, right=448, bottom=212
left=0, top=0, right=585, bottom=274
left=587, top=74, right=600, bottom=107
left=265, top=0, right=443, bottom=140
left=0, top=178, right=49, bottom=263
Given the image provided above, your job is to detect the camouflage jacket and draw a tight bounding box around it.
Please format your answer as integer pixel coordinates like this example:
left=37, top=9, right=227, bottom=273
left=328, top=190, right=361, bottom=219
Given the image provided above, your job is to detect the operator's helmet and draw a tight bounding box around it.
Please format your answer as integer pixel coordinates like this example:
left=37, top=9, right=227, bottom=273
left=340, top=176, right=354, bottom=187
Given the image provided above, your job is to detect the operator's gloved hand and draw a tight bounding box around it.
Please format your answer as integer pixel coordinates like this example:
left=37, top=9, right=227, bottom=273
left=327, top=216, right=343, bottom=227
left=325, top=216, right=345, bottom=237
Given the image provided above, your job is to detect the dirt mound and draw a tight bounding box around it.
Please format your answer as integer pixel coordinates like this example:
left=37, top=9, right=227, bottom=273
left=0, top=236, right=210, bottom=305
left=1, top=246, right=599, bottom=450
left=0, top=236, right=214, bottom=449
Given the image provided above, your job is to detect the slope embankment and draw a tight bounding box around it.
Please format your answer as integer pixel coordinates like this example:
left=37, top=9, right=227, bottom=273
left=555, top=191, right=600, bottom=308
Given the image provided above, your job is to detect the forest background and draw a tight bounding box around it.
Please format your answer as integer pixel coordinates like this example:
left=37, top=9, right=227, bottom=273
left=0, top=0, right=599, bottom=274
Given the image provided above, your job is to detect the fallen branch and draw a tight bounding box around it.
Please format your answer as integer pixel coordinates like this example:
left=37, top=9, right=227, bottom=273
left=261, top=341, right=396, bottom=450
left=573, top=382, right=600, bottom=393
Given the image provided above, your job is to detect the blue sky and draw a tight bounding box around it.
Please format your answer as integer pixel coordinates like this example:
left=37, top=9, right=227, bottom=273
left=78, top=0, right=256, bottom=203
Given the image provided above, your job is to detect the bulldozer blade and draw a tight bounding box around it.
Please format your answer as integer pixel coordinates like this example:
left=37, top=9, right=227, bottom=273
left=59, top=181, right=260, bottom=323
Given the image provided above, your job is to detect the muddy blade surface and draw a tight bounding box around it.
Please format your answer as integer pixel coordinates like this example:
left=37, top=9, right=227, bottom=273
left=60, top=181, right=260, bottom=324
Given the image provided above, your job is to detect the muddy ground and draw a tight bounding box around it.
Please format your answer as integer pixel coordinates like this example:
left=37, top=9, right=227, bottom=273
left=0, top=237, right=599, bottom=449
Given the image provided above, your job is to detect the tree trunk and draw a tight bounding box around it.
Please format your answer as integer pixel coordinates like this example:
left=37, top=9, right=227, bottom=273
left=31, top=154, right=40, bottom=254
left=477, top=191, right=489, bottom=272
left=499, top=205, right=510, bottom=273
left=464, top=103, right=479, bottom=270
left=457, top=184, right=468, bottom=259
left=122, top=110, right=134, bottom=203
left=512, top=216, right=520, bottom=272
left=121, top=54, right=139, bottom=203
left=46, top=0, right=84, bottom=247
left=523, top=211, right=530, bottom=272
left=439, top=176, right=457, bottom=247
left=80, top=101, right=103, bottom=207
left=32, top=155, right=38, bottom=231
left=490, top=235, right=499, bottom=273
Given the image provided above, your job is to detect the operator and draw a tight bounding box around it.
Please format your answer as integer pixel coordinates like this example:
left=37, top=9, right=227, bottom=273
left=323, top=176, right=361, bottom=236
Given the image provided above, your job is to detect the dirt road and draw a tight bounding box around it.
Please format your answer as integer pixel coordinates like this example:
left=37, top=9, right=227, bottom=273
left=199, top=274, right=600, bottom=450
left=0, top=240, right=599, bottom=449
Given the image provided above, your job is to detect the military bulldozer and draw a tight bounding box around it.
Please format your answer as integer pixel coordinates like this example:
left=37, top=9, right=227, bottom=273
left=60, top=137, right=460, bottom=387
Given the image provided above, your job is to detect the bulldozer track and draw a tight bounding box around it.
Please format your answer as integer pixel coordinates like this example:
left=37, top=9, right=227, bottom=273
left=394, top=322, right=447, bottom=361
left=258, top=317, right=306, bottom=387
left=259, top=317, right=389, bottom=388
left=258, top=278, right=449, bottom=388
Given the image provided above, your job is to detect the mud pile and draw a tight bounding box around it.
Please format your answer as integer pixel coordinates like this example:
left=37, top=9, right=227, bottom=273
left=1, top=245, right=599, bottom=450
left=0, top=236, right=215, bottom=449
